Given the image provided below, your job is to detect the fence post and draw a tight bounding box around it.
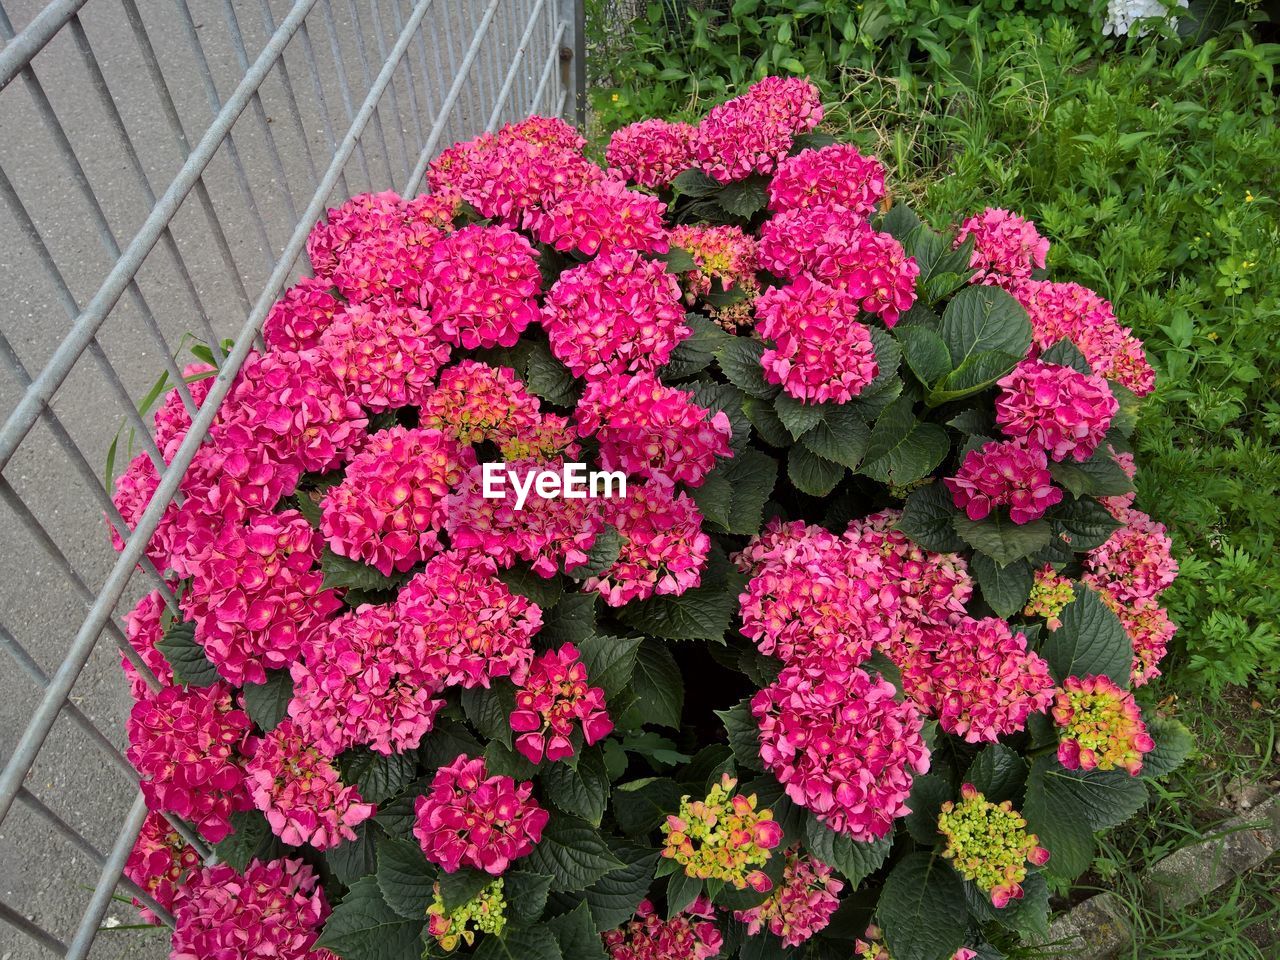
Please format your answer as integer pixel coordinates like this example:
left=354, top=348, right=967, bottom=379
left=560, top=0, right=587, bottom=128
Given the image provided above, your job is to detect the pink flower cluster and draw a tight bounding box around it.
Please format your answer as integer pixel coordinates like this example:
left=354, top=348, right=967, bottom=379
left=420, top=223, right=542, bottom=349
left=995, top=359, right=1118, bottom=462
left=955, top=207, right=1050, bottom=285
left=244, top=720, right=375, bottom=849
left=398, top=551, right=540, bottom=688
left=126, top=682, right=252, bottom=843
left=759, top=205, right=918, bottom=324
left=320, top=426, right=475, bottom=575
left=180, top=510, right=340, bottom=687
left=318, top=300, right=451, bottom=409
left=753, top=662, right=930, bottom=840
left=1085, top=506, right=1178, bottom=604
left=1012, top=279, right=1156, bottom=396
left=669, top=223, right=760, bottom=329
left=288, top=603, right=444, bottom=756
left=509, top=643, right=612, bottom=763
left=576, top=373, right=732, bottom=487
left=263, top=276, right=342, bottom=352
left=945, top=438, right=1063, bottom=525
left=901, top=617, right=1055, bottom=743
left=606, top=118, right=696, bottom=188
left=1103, top=591, right=1176, bottom=686
left=535, top=177, right=669, bottom=256
left=734, top=847, right=843, bottom=948
left=604, top=897, right=724, bottom=960
left=585, top=483, right=711, bottom=606
left=170, top=858, right=335, bottom=960
left=739, top=558, right=876, bottom=668
left=543, top=250, right=688, bottom=379
left=768, top=144, right=886, bottom=216
left=124, top=812, right=201, bottom=925
left=412, top=754, right=549, bottom=874
left=1052, top=675, right=1155, bottom=775
left=693, top=77, right=823, bottom=183
left=122, top=588, right=174, bottom=699
left=755, top=276, right=879, bottom=403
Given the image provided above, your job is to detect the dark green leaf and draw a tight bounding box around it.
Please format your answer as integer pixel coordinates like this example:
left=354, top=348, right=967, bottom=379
left=375, top=835, right=436, bottom=919
left=666, top=870, right=703, bottom=918
left=315, top=876, right=425, bottom=960
left=461, top=682, right=517, bottom=749
left=1141, top=716, right=1194, bottom=780
left=438, top=867, right=494, bottom=911
left=802, top=815, right=893, bottom=887
left=373, top=777, right=432, bottom=839
left=240, top=669, right=293, bottom=732
left=484, top=740, right=539, bottom=781
left=691, top=448, right=778, bottom=535
left=897, top=483, right=966, bottom=553
left=338, top=747, right=418, bottom=804
left=861, top=396, right=950, bottom=486
left=499, top=566, right=564, bottom=610
left=877, top=853, right=968, bottom=960
left=473, top=925, right=564, bottom=960
left=566, top=528, right=622, bottom=581
left=580, top=845, right=658, bottom=931
left=1040, top=584, right=1132, bottom=687
left=802, top=404, right=871, bottom=469
left=1049, top=457, right=1135, bottom=498
left=525, top=340, right=581, bottom=407
left=662, top=315, right=729, bottom=379
left=964, top=744, right=1027, bottom=804
left=939, top=286, right=1032, bottom=371
left=418, top=720, right=483, bottom=772
left=575, top=634, right=643, bottom=701
left=971, top=554, right=1033, bottom=618
left=743, top=395, right=792, bottom=447
left=1039, top=339, right=1092, bottom=374
left=617, top=554, right=743, bottom=643
left=715, top=176, right=769, bottom=218
left=953, top=514, right=1051, bottom=567
left=327, top=821, right=380, bottom=886
left=214, top=810, right=282, bottom=873
left=505, top=870, right=554, bottom=923
left=321, top=549, right=408, bottom=594
left=928, top=350, right=1022, bottom=404
left=881, top=203, right=923, bottom=243
left=624, top=638, right=684, bottom=729
left=156, top=620, right=221, bottom=688
left=1049, top=496, right=1123, bottom=552
left=788, top=444, right=846, bottom=496
left=523, top=816, right=624, bottom=892
left=717, top=700, right=763, bottom=774
left=659, top=247, right=699, bottom=273
left=671, top=169, right=723, bottom=198
left=688, top=382, right=750, bottom=450
left=542, top=747, right=610, bottom=825
left=895, top=324, right=953, bottom=385
left=716, top=338, right=779, bottom=400
left=541, top=592, right=598, bottom=644
left=1109, top=382, right=1140, bottom=438
left=774, top=392, right=824, bottom=439
left=612, top=777, right=683, bottom=836
left=904, top=774, right=953, bottom=845
left=547, top=900, right=608, bottom=960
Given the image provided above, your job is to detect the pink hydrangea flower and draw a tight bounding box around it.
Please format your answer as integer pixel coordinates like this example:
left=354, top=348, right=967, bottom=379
left=320, top=426, right=475, bottom=575
left=121, top=588, right=175, bottom=699
left=263, top=276, right=342, bottom=352
left=995, top=359, right=1118, bottom=462
left=288, top=603, right=445, bottom=756
left=509, top=642, right=613, bottom=763
left=668, top=223, right=760, bottom=329
left=126, top=682, right=252, bottom=843
left=180, top=510, right=340, bottom=687
left=1011, top=279, right=1155, bottom=396
left=604, top=897, right=724, bottom=960
left=1084, top=506, right=1177, bottom=604
left=419, top=360, right=576, bottom=461
left=576, top=373, right=732, bottom=487
left=244, top=720, right=375, bottom=849
left=1100, top=590, right=1176, bottom=686
left=319, top=301, right=451, bottom=410
left=152, top=364, right=216, bottom=457
left=606, top=118, right=696, bottom=188
left=755, top=276, right=879, bottom=403
left=734, top=847, right=843, bottom=948
left=534, top=177, right=670, bottom=256
left=170, top=858, right=335, bottom=960
left=446, top=457, right=605, bottom=578
left=420, top=223, right=542, bottom=349
left=412, top=754, right=549, bottom=874
left=216, top=349, right=367, bottom=475
left=739, top=560, right=876, bottom=669
left=396, top=551, right=541, bottom=688
left=901, top=617, right=1055, bottom=743
left=543, top=250, right=688, bottom=379
left=944, top=438, right=1063, bottom=524
left=767, top=144, right=886, bottom=216
left=1053, top=674, right=1155, bottom=775
left=752, top=662, right=930, bottom=840
left=585, top=483, right=711, bottom=606
left=733, top=518, right=843, bottom=577
left=758, top=205, right=918, bottom=324
left=693, top=77, right=823, bottom=183
left=307, top=190, right=406, bottom=276
left=662, top=774, right=784, bottom=892
left=124, top=811, right=201, bottom=925
left=1100, top=446, right=1138, bottom=515
left=955, top=207, right=1050, bottom=285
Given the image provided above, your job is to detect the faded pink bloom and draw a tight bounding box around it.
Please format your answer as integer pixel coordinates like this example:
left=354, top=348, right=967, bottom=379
left=604, top=897, right=723, bottom=960
left=124, top=811, right=201, bottom=925
left=955, top=207, right=1049, bottom=285
left=606, top=118, right=695, bottom=188
left=170, top=858, right=335, bottom=960
left=1084, top=506, right=1177, bottom=604
left=734, top=847, right=843, bottom=948
left=543, top=250, right=688, bottom=379
left=944, top=438, right=1063, bottom=525
left=768, top=144, right=886, bottom=216
left=668, top=223, right=760, bottom=329
left=995, top=359, right=1118, bottom=462
left=412, top=754, right=548, bottom=874
left=753, top=662, right=930, bottom=840
left=576, top=373, right=732, bottom=487
left=901, top=617, right=1055, bottom=743
left=1100, top=589, right=1176, bottom=686
left=244, top=720, right=375, bottom=849
left=509, top=642, right=612, bottom=763
left=396, top=551, right=541, bottom=689
left=126, top=682, right=252, bottom=844
left=320, top=426, right=475, bottom=575
left=755, top=276, right=879, bottom=403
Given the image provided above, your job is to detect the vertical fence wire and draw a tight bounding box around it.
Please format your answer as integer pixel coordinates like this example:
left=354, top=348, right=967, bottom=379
left=0, top=0, right=583, bottom=954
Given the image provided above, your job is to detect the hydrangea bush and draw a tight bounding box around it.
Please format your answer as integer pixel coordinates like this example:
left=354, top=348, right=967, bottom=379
left=113, top=78, right=1193, bottom=960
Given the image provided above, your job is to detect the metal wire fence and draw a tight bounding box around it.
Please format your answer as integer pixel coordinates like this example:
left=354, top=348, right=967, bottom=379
left=0, top=1, right=583, bottom=955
